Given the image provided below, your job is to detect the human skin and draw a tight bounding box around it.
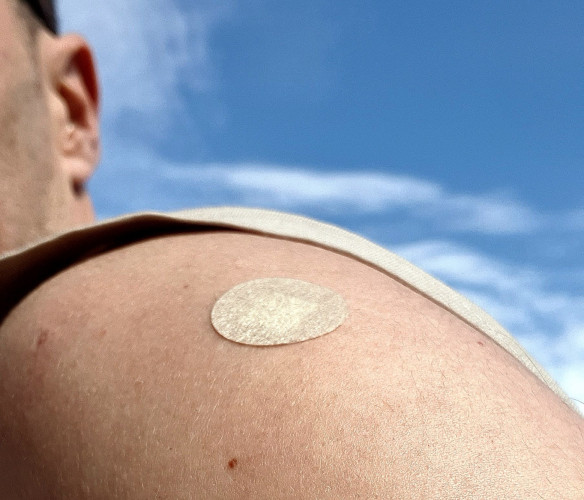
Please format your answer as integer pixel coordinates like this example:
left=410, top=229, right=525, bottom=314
left=0, top=231, right=583, bottom=498
left=0, top=0, right=98, bottom=254
left=0, top=2, right=583, bottom=498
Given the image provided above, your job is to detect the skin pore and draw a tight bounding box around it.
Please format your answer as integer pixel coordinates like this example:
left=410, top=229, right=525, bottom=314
left=0, top=0, right=98, bottom=254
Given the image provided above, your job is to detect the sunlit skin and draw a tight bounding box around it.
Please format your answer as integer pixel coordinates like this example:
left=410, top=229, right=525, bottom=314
left=0, top=1, right=583, bottom=498
left=0, top=0, right=98, bottom=254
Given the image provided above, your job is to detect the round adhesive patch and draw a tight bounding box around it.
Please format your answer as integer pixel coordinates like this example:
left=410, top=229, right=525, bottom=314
left=211, top=278, right=348, bottom=346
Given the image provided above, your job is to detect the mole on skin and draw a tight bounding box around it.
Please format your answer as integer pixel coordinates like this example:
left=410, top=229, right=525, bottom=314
left=36, top=329, right=49, bottom=348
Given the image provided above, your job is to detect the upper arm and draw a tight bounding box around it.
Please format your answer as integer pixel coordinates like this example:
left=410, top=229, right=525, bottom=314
left=1, top=231, right=582, bottom=498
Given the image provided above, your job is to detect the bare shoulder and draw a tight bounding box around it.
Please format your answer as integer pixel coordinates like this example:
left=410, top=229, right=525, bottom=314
left=1, top=231, right=583, bottom=498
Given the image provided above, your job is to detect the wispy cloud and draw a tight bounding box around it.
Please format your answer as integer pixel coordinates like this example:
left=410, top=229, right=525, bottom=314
left=169, top=163, right=442, bottom=210
left=92, top=154, right=571, bottom=238
left=58, top=0, right=231, bottom=120
left=393, top=239, right=584, bottom=329
left=157, top=162, right=541, bottom=234
left=391, top=240, right=542, bottom=295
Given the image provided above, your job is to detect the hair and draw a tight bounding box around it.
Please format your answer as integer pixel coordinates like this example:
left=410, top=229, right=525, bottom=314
left=14, top=0, right=58, bottom=37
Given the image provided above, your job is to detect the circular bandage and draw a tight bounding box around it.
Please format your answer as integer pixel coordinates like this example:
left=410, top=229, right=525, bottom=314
left=211, top=278, right=348, bottom=346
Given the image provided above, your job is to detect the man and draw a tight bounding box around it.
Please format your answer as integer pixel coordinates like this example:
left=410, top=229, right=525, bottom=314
left=0, top=0, right=97, bottom=254
left=0, top=1, right=582, bottom=497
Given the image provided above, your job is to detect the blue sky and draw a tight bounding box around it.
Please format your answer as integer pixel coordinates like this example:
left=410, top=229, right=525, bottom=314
left=59, top=0, right=583, bottom=411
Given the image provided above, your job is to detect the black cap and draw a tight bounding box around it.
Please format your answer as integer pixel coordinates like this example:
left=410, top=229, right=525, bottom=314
left=22, top=0, right=58, bottom=33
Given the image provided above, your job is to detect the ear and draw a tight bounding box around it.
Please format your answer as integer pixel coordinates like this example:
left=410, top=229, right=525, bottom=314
left=40, top=33, right=100, bottom=193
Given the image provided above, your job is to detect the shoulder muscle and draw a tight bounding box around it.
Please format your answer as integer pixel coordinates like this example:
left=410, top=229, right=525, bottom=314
left=1, top=231, right=582, bottom=498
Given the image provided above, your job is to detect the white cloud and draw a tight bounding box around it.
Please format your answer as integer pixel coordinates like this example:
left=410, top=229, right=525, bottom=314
left=391, top=240, right=539, bottom=292
left=431, top=195, right=542, bottom=234
left=167, top=163, right=441, bottom=209
left=393, top=238, right=584, bottom=330
left=58, top=0, right=231, bottom=118
left=159, top=162, right=541, bottom=234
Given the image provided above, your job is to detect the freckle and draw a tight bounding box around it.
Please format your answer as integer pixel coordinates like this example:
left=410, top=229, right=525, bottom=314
left=98, top=329, right=107, bottom=338
left=228, top=458, right=238, bottom=469
left=183, top=284, right=190, bottom=290
left=36, top=329, right=49, bottom=348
